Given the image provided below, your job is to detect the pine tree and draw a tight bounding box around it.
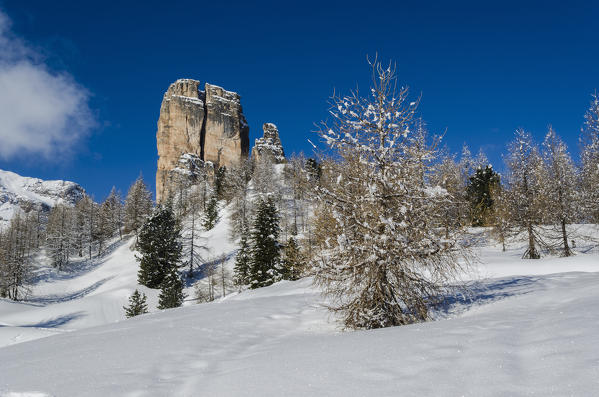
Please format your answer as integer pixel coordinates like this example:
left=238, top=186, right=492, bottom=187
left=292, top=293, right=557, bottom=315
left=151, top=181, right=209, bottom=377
left=123, top=289, right=149, bottom=317
left=124, top=175, right=153, bottom=234
left=157, top=266, right=185, bottom=309
left=202, top=195, right=219, bottom=231
left=466, top=165, right=500, bottom=226
left=281, top=237, right=304, bottom=281
left=137, top=205, right=182, bottom=288
left=233, top=226, right=251, bottom=287
left=248, top=196, right=281, bottom=289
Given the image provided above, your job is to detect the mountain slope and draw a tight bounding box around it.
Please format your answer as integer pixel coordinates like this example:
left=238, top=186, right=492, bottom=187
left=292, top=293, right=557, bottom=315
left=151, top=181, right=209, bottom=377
left=0, top=169, right=84, bottom=228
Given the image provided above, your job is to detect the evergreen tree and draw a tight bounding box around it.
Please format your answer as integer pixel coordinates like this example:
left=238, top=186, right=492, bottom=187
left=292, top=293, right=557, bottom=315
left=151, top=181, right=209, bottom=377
left=233, top=226, right=251, bottom=287
left=281, top=237, right=304, bottom=281
left=123, top=289, right=149, bottom=317
left=466, top=165, right=500, bottom=226
left=214, top=166, right=227, bottom=201
left=137, top=205, right=182, bottom=288
left=248, top=196, right=281, bottom=289
left=202, top=196, right=219, bottom=231
left=157, top=267, right=185, bottom=309
left=124, top=175, right=153, bottom=234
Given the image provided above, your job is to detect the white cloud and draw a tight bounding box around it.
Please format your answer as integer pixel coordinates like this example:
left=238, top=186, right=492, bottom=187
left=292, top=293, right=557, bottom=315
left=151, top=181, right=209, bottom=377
left=0, top=10, right=94, bottom=160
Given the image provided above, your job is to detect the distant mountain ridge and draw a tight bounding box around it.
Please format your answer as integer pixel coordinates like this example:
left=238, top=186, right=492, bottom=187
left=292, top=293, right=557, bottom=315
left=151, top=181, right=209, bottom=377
left=0, top=169, right=84, bottom=228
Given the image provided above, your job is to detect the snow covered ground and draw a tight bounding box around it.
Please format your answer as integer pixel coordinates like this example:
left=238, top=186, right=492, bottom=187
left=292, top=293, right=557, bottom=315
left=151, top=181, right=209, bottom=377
left=0, top=222, right=598, bottom=396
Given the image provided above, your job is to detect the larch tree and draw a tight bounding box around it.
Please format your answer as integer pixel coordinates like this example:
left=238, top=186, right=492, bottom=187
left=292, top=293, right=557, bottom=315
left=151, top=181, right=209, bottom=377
left=541, top=127, right=578, bottom=256
left=124, top=175, right=153, bottom=235
left=580, top=92, right=599, bottom=223
left=504, top=129, right=545, bottom=259
left=313, top=59, right=468, bottom=329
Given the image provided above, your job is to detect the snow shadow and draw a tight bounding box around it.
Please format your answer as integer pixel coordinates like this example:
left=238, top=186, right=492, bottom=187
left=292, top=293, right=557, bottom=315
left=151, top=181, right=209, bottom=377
left=437, top=275, right=540, bottom=317
left=27, top=277, right=113, bottom=306
left=21, top=311, right=85, bottom=329
left=31, top=239, right=128, bottom=284
left=182, top=250, right=237, bottom=288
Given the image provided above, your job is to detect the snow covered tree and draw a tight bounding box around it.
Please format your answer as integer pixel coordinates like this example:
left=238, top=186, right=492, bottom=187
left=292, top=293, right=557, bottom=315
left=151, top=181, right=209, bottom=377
left=136, top=204, right=182, bottom=288
left=75, top=195, right=98, bottom=260
left=248, top=196, right=282, bottom=289
left=0, top=213, right=35, bottom=300
left=541, top=127, right=578, bottom=256
left=580, top=92, right=599, bottom=222
left=313, top=59, right=468, bottom=329
left=466, top=165, right=500, bottom=227
left=124, top=175, right=153, bottom=235
left=181, top=190, right=207, bottom=278
left=281, top=236, right=305, bottom=281
left=101, top=187, right=124, bottom=241
left=202, top=195, right=219, bottom=231
left=157, top=266, right=185, bottom=309
left=228, top=159, right=253, bottom=240
left=504, top=129, right=544, bottom=259
left=233, top=226, right=251, bottom=287
left=123, top=289, right=149, bottom=317
left=46, top=204, right=75, bottom=269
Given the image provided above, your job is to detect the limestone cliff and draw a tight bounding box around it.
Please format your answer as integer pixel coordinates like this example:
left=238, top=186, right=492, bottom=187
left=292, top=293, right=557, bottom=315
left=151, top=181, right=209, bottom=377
left=251, top=123, right=286, bottom=164
left=156, top=79, right=249, bottom=202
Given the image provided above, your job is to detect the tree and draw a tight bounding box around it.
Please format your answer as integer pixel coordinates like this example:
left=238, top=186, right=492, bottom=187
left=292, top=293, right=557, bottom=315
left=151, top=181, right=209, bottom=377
left=46, top=204, right=75, bottom=269
left=123, top=289, right=149, bottom=317
left=281, top=237, right=304, bottom=281
left=580, top=92, right=599, bottom=222
left=466, top=165, right=500, bottom=226
left=214, top=166, right=227, bottom=201
left=0, top=213, right=35, bottom=300
left=157, top=266, right=185, bottom=309
left=504, top=129, right=544, bottom=259
left=124, top=175, right=153, bottom=234
left=233, top=226, right=251, bottom=288
left=181, top=190, right=207, bottom=278
left=137, top=205, right=182, bottom=288
left=248, top=196, right=282, bottom=289
left=541, top=127, right=578, bottom=256
left=313, top=59, right=468, bottom=329
left=228, top=159, right=253, bottom=240
left=202, top=195, right=219, bottom=231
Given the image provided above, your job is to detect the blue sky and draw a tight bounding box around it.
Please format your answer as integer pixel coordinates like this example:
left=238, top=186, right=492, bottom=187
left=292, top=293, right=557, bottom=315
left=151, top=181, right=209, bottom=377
left=0, top=1, right=597, bottom=200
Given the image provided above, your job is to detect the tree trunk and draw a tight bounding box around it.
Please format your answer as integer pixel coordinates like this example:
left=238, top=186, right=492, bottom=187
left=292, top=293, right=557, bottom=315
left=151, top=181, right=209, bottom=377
left=561, top=218, right=571, bottom=257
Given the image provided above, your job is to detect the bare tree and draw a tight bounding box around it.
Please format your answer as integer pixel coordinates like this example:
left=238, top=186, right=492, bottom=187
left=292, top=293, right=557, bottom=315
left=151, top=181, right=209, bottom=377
left=313, top=59, right=469, bottom=329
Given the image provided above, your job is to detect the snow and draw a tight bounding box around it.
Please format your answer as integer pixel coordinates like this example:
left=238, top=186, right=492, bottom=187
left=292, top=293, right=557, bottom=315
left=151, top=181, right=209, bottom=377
left=0, top=218, right=598, bottom=395
left=0, top=169, right=84, bottom=229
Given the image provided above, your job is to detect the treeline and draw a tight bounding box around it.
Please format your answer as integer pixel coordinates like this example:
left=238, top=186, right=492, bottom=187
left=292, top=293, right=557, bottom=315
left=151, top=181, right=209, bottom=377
left=0, top=176, right=154, bottom=300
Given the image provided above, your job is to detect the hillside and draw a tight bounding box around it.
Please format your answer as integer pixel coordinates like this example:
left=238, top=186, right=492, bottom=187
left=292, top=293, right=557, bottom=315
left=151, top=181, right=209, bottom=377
left=0, top=222, right=598, bottom=395
left=0, top=169, right=84, bottom=228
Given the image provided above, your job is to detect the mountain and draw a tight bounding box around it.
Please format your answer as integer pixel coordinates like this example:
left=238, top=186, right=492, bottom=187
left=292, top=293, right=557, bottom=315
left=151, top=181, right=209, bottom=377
left=0, top=169, right=85, bottom=228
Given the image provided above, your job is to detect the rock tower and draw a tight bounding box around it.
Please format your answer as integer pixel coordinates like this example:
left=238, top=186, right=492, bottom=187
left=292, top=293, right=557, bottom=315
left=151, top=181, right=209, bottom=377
left=156, top=79, right=249, bottom=202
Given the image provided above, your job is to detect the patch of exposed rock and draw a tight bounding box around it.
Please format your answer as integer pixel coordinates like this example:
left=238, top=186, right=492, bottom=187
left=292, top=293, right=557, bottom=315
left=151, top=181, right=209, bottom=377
left=251, top=123, right=286, bottom=164
left=156, top=79, right=249, bottom=202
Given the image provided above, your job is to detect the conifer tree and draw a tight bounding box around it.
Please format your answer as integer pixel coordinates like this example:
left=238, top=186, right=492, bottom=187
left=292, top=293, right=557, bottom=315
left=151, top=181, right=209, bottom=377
left=580, top=92, right=599, bottom=222
left=123, top=289, right=149, bottom=318
left=233, top=227, right=251, bottom=287
left=157, top=266, right=185, bottom=309
left=281, top=236, right=304, bottom=281
left=214, top=166, right=227, bottom=201
left=124, top=175, right=153, bottom=234
left=137, top=205, right=182, bottom=288
left=202, top=195, right=219, bottom=231
left=466, top=165, right=500, bottom=226
left=541, top=127, right=578, bottom=256
left=248, top=196, right=281, bottom=289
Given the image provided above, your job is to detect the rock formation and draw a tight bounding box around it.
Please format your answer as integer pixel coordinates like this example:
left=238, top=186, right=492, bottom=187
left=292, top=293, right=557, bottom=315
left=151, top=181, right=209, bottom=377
left=251, top=123, right=286, bottom=164
left=156, top=79, right=249, bottom=202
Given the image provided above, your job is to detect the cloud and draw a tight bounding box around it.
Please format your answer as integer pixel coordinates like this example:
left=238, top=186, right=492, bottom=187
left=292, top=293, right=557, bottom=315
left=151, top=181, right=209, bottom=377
left=0, top=10, right=94, bottom=160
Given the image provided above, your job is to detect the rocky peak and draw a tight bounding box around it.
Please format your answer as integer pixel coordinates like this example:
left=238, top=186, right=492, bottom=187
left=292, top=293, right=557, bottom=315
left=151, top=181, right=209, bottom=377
left=156, top=79, right=249, bottom=202
left=251, top=123, right=286, bottom=164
